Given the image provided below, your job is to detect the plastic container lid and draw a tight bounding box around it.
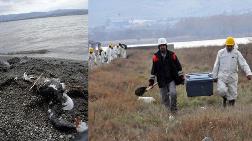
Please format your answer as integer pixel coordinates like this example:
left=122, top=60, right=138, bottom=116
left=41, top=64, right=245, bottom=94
left=186, top=73, right=213, bottom=81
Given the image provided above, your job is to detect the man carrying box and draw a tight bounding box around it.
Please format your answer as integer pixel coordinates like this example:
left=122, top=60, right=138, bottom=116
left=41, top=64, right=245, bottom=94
left=149, top=38, right=184, bottom=113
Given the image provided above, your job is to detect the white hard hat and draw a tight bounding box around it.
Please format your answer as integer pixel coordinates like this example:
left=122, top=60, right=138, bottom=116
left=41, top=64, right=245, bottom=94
left=158, top=38, right=167, bottom=45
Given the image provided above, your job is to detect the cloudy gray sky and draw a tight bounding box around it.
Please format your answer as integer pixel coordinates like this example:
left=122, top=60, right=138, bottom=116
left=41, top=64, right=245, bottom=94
left=89, top=0, right=252, bottom=27
left=0, top=0, right=88, bottom=15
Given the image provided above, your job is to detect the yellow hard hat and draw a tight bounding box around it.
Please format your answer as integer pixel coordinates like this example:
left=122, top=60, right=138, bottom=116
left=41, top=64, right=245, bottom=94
left=109, top=43, right=113, bottom=48
left=225, top=36, right=235, bottom=46
left=89, top=48, right=94, bottom=53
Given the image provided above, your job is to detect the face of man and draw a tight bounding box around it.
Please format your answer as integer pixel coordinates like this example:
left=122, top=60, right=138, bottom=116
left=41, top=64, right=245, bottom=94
left=159, top=44, right=167, bottom=53
left=226, top=45, right=234, bottom=52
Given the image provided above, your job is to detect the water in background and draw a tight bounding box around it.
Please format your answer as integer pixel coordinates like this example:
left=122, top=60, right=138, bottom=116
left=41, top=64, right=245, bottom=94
left=0, top=15, right=88, bottom=61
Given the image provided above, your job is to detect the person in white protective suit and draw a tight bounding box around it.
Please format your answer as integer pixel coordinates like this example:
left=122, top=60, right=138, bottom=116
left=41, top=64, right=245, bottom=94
left=99, top=47, right=107, bottom=64
left=107, top=44, right=115, bottom=63
left=88, top=48, right=96, bottom=69
left=212, top=36, right=252, bottom=107
left=116, top=45, right=121, bottom=58
left=113, top=44, right=119, bottom=59
left=94, top=47, right=100, bottom=66
left=119, top=43, right=127, bottom=58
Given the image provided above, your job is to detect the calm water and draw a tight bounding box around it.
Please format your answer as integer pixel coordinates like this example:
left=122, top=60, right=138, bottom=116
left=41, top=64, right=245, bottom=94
left=0, top=15, right=88, bottom=61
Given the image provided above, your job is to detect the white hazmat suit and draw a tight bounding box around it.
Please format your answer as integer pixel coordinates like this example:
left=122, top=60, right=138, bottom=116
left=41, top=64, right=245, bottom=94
left=120, top=47, right=127, bottom=59
left=107, top=47, right=115, bottom=63
left=119, top=44, right=127, bottom=58
left=116, top=46, right=121, bottom=58
left=99, top=50, right=107, bottom=64
left=212, top=48, right=252, bottom=100
left=88, top=52, right=96, bottom=69
left=113, top=47, right=118, bottom=59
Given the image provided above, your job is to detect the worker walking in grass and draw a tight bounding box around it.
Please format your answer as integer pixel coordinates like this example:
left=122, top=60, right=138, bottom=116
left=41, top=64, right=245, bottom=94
left=212, top=36, right=252, bottom=107
left=119, top=43, right=127, bottom=59
left=116, top=45, right=121, bottom=58
left=94, top=47, right=100, bottom=66
left=149, top=38, right=184, bottom=114
left=113, top=44, right=119, bottom=59
left=88, top=47, right=96, bottom=69
left=107, top=44, right=115, bottom=63
left=98, top=47, right=107, bottom=64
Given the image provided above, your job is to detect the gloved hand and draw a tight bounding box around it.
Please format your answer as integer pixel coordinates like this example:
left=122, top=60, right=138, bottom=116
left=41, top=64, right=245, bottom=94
left=149, top=79, right=154, bottom=86
left=179, top=75, right=185, bottom=85
left=213, top=78, right=218, bottom=83
left=247, top=75, right=252, bottom=80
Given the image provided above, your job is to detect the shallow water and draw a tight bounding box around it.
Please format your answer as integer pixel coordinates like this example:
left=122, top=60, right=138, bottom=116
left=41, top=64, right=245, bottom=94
left=0, top=15, right=88, bottom=61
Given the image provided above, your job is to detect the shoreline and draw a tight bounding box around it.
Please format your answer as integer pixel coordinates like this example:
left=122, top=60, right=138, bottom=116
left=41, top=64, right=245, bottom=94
left=0, top=54, right=87, bottom=62
left=0, top=53, right=88, bottom=62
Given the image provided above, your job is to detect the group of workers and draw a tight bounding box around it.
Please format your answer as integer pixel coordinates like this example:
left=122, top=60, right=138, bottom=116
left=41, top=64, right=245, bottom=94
left=89, top=37, right=251, bottom=114
left=149, top=37, right=251, bottom=114
left=89, top=43, right=127, bottom=69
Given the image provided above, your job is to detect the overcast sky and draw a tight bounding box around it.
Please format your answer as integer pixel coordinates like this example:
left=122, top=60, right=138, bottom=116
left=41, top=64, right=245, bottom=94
left=0, top=0, right=88, bottom=15
left=89, top=0, right=252, bottom=27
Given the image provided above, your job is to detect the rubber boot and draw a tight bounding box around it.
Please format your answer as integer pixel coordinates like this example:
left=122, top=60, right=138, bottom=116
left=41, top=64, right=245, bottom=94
left=222, top=96, right=227, bottom=107
left=170, top=95, right=178, bottom=114
left=228, top=100, right=235, bottom=106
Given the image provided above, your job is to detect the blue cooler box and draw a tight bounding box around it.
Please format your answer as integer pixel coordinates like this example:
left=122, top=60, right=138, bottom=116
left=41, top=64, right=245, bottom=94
left=185, top=73, right=214, bottom=97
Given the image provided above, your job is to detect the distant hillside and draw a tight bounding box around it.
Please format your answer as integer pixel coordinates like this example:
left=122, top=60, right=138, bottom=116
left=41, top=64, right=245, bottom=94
left=0, top=9, right=88, bottom=22
left=89, top=12, right=252, bottom=42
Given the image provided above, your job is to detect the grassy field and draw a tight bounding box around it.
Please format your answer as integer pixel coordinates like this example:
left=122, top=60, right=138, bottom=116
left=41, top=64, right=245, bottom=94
left=89, top=44, right=252, bottom=141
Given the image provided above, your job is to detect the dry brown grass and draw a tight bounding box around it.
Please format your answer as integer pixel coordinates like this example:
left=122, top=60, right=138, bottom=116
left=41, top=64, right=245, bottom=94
left=89, top=44, right=252, bottom=141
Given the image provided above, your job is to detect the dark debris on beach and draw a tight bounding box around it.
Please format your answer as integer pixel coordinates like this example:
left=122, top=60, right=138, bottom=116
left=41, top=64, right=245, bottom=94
left=0, top=56, right=88, bottom=141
